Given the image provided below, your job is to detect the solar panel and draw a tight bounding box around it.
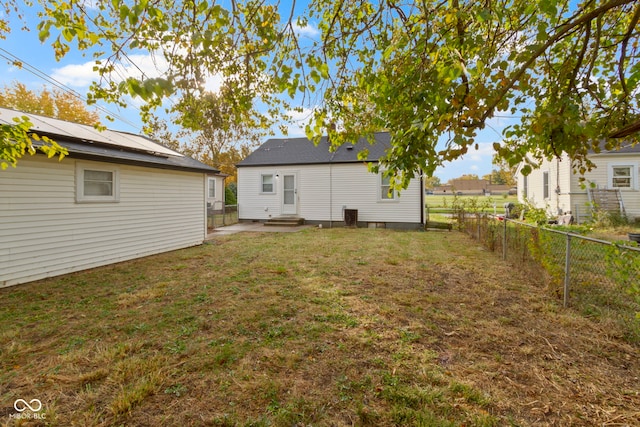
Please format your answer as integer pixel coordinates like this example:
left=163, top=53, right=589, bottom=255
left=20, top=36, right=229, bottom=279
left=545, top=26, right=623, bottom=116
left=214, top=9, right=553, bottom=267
left=0, top=107, right=182, bottom=157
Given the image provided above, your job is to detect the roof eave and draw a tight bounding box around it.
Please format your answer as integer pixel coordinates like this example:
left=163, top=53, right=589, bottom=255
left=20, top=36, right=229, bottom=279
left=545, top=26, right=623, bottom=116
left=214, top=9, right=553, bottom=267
left=62, top=151, right=219, bottom=173
left=237, top=160, right=379, bottom=167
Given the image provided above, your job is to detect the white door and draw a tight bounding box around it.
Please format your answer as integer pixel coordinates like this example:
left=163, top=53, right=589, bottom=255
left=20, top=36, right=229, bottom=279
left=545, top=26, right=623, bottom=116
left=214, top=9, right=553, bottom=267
left=282, top=173, right=297, bottom=215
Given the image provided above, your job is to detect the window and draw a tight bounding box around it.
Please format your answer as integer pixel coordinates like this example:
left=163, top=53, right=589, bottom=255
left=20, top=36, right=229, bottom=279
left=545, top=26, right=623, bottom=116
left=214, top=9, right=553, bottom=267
left=522, top=175, right=528, bottom=199
left=208, top=177, right=216, bottom=198
left=605, top=163, right=638, bottom=190
left=380, top=174, right=396, bottom=200
left=543, top=171, right=549, bottom=199
left=76, top=164, right=119, bottom=202
left=611, top=166, right=632, bottom=188
left=261, top=174, right=274, bottom=193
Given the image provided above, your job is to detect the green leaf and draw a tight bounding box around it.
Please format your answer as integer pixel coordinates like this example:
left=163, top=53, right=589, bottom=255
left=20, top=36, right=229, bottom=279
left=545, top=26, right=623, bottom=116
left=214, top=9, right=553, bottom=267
left=310, top=70, right=321, bottom=84
left=61, top=28, right=74, bottom=42
left=318, top=63, right=329, bottom=79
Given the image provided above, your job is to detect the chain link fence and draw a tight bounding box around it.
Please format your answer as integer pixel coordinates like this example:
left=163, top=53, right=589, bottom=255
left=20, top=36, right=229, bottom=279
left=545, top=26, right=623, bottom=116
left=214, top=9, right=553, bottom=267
left=458, top=212, right=640, bottom=342
left=207, top=204, right=238, bottom=229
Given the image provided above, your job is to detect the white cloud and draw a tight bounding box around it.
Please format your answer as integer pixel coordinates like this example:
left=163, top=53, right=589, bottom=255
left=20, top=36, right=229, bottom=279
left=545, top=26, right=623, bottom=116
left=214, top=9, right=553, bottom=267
left=203, top=73, right=224, bottom=93
left=50, top=61, right=100, bottom=88
left=279, top=107, right=314, bottom=137
left=435, top=141, right=495, bottom=181
left=117, top=54, right=168, bottom=80
left=50, top=53, right=169, bottom=89
left=78, top=0, right=101, bottom=9
left=292, top=22, right=320, bottom=39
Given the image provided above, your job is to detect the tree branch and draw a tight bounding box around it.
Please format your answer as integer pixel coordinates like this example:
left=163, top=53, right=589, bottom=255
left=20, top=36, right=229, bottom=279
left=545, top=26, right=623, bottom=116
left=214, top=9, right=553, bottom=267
left=568, top=22, right=590, bottom=92
left=618, top=1, right=640, bottom=97
left=474, top=0, right=635, bottom=128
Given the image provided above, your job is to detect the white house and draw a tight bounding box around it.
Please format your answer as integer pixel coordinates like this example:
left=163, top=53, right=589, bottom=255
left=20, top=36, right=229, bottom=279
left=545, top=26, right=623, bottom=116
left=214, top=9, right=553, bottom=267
left=0, top=108, right=224, bottom=287
left=517, top=143, right=640, bottom=223
left=236, top=132, right=424, bottom=229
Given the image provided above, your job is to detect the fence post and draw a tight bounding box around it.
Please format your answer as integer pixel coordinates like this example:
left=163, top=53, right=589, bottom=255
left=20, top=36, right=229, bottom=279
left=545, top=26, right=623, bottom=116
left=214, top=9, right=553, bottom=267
left=564, top=234, right=571, bottom=308
left=502, top=218, right=507, bottom=260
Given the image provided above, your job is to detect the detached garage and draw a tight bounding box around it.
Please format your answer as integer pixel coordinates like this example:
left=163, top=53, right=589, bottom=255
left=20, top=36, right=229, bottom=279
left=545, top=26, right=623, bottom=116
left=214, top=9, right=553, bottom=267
left=0, top=108, right=221, bottom=287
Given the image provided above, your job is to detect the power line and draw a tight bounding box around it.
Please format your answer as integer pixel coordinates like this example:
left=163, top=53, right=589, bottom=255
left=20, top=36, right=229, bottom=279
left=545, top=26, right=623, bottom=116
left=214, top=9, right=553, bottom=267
left=0, top=47, right=144, bottom=132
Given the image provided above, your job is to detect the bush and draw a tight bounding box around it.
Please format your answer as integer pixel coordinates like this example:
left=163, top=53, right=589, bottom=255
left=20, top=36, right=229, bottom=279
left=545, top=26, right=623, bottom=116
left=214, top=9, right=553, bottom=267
left=225, top=183, right=237, bottom=205
left=522, top=204, right=548, bottom=225
left=590, top=208, right=628, bottom=228
left=509, top=203, right=524, bottom=219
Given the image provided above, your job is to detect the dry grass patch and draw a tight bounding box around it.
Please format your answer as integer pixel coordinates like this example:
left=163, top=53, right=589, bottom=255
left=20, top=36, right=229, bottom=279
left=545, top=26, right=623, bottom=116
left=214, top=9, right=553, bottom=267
left=1, top=228, right=638, bottom=426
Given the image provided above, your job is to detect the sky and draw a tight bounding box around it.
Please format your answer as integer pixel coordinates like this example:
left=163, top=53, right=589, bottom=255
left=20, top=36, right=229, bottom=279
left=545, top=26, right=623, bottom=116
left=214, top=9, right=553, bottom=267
left=0, top=2, right=516, bottom=183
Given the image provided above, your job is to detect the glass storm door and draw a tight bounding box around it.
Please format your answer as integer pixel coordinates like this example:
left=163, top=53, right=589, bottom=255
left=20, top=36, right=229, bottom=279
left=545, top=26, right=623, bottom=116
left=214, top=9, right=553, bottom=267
left=282, top=173, right=297, bottom=215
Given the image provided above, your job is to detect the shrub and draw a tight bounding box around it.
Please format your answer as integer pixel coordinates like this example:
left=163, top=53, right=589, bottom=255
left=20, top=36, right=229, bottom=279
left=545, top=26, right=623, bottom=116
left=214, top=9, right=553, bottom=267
left=225, top=183, right=237, bottom=205
left=590, top=208, right=628, bottom=229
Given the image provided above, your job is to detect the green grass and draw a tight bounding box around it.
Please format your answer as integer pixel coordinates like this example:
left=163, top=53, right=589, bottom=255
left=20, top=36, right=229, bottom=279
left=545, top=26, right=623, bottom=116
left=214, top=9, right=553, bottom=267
left=425, top=194, right=518, bottom=211
left=1, top=228, right=638, bottom=426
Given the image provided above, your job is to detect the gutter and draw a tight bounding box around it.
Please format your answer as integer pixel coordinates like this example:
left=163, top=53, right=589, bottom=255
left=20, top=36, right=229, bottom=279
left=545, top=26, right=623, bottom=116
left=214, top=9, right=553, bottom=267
left=420, top=170, right=425, bottom=225
left=329, top=150, right=338, bottom=228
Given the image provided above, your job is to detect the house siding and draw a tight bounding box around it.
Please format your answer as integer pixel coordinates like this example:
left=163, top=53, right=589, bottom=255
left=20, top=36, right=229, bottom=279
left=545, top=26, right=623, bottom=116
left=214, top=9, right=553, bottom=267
left=518, top=152, right=640, bottom=221
left=0, top=156, right=206, bottom=287
left=518, top=155, right=573, bottom=215
left=238, top=163, right=422, bottom=225
left=587, top=154, right=640, bottom=220
left=207, top=175, right=225, bottom=210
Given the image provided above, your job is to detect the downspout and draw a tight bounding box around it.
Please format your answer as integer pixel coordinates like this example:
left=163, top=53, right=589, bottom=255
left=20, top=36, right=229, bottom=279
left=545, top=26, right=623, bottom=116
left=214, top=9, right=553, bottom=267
left=420, top=170, right=425, bottom=226
left=555, top=157, right=561, bottom=215
left=204, top=174, right=208, bottom=237
left=328, top=142, right=337, bottom=228
left=328, top=128, right=336, bottom=228
left=222, top=174, right=227, bottom=226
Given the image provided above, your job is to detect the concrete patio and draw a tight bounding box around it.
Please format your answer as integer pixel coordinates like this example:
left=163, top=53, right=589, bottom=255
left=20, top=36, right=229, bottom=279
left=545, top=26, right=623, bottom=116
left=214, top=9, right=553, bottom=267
left=206, top=222, right=313, bottom=237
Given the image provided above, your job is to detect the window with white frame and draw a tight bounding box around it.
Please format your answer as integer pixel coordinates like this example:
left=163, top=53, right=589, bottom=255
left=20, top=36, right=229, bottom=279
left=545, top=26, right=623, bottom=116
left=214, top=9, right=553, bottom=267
left=543, top=171, right=549, bottom=199
left=76, top=164, right=119, bottom=202
left=609, top=165, right=635, bottom=189
left=208, top=177, right=216, bottom=198
left=380, top=174, right=396, bottom=200
left=261, top=174, right=274, bottom=193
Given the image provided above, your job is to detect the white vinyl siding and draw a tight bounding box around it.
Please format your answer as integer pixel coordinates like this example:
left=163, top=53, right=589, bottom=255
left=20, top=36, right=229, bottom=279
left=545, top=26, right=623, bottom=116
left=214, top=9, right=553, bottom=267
left=0, top=156, right=207, bottom=287
left=238, top=163, right=421, bottom=224
left=520, top=152, right=640, bottom=222
left=206, top=175, right=225, bottom=211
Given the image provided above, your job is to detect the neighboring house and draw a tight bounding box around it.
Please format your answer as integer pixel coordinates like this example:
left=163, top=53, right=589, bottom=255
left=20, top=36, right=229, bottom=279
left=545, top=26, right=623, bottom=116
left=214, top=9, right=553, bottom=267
left=206, top=172, right=228, bottom=210
left=236, top=132, right=424, bottom=228
left=433, top=179, right=513, bottom=195
left=0, top=107, right=223, bottom=288
left=516, top=143, right=640, bottom=222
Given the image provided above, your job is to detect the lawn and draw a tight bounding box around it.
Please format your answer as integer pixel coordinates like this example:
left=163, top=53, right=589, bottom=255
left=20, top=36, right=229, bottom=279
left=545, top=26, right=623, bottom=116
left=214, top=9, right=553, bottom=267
left=1, top=229, right=638, bottom=426
left=425, top=194, right=518, bottom=212
left=425, top=195, right=518, bottom=225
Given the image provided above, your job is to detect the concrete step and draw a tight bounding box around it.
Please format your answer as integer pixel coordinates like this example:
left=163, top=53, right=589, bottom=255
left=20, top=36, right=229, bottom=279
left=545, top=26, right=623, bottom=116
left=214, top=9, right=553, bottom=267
left=264, top=217, right=305, bottom=226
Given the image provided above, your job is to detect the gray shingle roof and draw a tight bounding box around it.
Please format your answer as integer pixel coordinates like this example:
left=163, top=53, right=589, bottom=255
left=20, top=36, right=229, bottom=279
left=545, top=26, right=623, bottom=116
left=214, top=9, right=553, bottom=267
left=592, top=140, right=640, bottom=155
left=237, top=132, right=391, bottom=167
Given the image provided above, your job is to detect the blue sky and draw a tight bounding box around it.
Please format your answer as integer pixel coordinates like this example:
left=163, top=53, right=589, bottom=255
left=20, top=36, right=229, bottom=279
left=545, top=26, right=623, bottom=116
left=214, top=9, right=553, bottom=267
left=0, top=2, right=514, bottom=183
